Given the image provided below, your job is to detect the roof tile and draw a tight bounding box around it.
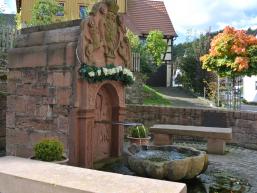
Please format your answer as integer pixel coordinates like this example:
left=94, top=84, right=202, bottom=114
left=124, top=0, right=177, bottom=37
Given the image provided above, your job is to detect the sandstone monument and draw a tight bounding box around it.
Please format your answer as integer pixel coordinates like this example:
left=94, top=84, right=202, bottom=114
left=7, top=0, right=132, bottom=168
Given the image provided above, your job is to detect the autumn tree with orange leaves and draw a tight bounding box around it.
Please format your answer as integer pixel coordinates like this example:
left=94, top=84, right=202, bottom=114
left=200, top=26, right=257, bottom=78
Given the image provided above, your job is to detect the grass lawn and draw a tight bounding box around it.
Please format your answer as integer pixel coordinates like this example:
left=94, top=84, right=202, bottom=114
left=143, top=85, right=171, bottom=106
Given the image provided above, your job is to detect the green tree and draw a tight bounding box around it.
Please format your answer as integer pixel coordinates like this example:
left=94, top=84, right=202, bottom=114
left=127, top=29, right=141, bottom=52
left=173, top=31, right=219, bottom=97
left=145, top=30, right=167, bottom=65
left=127, top=30, right=156, bottom=76
left=30, top=0, right=64, bottom=26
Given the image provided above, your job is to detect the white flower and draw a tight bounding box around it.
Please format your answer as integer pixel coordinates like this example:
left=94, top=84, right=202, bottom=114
left=88, top=71, right=95, bottom=77
left=97, top=70, right=101, bottom=76
left=108, top=69, right=115, bottom=75
left=118, top=66, right=123, bottom=72
left=123, top=69, right=128, bottom=75
left=103, top=68, right=108, bottom=75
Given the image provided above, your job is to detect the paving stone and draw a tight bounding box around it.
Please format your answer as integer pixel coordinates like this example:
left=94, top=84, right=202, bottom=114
left=175, top=141, right=257, bottom=193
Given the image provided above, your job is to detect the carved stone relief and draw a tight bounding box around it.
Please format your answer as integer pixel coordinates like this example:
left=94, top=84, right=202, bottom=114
left=77, top=0, right=132, bottom=69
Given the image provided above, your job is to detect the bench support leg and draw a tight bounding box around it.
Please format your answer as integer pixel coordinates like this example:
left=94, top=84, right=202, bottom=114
left=207, top=139, right=225, bottom=154
left=153, top=134, right=173, bottom=145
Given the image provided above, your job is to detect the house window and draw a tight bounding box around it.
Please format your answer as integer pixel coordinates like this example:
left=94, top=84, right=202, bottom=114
left=79, top=6, right=88, bottom=19
left=255, top=81, right=257, bottom=90
left=56, top=3, right=64, bottom=16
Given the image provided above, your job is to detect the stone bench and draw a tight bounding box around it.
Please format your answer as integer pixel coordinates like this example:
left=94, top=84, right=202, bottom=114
left=0, top=156, right=187, bottom=193
left=150, top=124, right=232, bottom=154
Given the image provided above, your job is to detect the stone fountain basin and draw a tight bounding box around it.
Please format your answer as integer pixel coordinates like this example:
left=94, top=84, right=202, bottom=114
left=127, top=145, right=208, bottom=181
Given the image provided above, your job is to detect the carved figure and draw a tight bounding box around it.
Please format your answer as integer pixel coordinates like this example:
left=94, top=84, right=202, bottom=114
left=118, top=37, right=132, bottom=69
left=77, top=0, right=132, bottom=67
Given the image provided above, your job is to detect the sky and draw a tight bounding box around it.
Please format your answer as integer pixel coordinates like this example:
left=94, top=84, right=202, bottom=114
left=1, top=0, right=16, bottom=14
left=1, top=0, right=257, bottom=44
left=163, top=0, right=257, bottom=43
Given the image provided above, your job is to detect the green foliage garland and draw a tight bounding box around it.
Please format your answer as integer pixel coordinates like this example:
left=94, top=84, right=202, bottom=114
left=79, top=64, right=135, bottom=86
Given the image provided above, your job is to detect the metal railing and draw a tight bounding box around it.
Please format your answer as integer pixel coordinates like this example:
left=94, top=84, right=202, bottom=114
left=131, top=52, right=140, bottom=72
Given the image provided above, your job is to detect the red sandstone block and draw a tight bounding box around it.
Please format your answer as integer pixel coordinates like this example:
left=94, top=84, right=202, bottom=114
left=6, top=111, right=15, bottom=129
left=7, top=80, right=16, bottom=94
left=44, top=26, right=80, bottom=45
left=50, top=72, right=72, bottom=87
left=29, top=131, right=48, bottom=147
left=36, top=71, right=48, bottom=85
left=47, top=43, right=66, bottom=66
left=66, top=42, right=77, bottom=65
left=56, top=88, right=71, bottom=105
left=15, top=96, right=26, bottom=113
left=55, top=115, right=69, bottom=133
left=26, top=102, right=37, bottom=116
left=15, top=145, right=33, bottom=157
left=30, top=86, right=49, bottom=96
left=6, top=128, right=29, bottom=145
left=16, top=31, right=45, bottom=48
left=6, top=144, right=16, bottom=156
left=8, top=46, right=48, bottom=68
left=53, top=106, right=69, bottom=116
left=22, top=70, right=38, bottom=84
left=7, top=95, right=16, bottom=112
left=241, top=112, right=248, bottom=120
left=16, top=84, right=30, bottom=96
left=15, top=116, right=51, bottom=130
left=42, top=97, right=57, bottom=105
left=36, top=105, right=49, bottom=117
left=247, top=113, right=255, bottom=121
left=8, top=70, right=22, bottom=80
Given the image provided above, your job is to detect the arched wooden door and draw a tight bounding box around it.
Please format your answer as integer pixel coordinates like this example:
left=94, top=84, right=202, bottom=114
left=93, top=85, right=113, bottom=162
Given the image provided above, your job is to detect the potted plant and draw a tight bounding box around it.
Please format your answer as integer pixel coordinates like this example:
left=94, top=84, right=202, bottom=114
left=127, top=125, right=151, bottom=145
left=32, top=139, right=69, bottom=165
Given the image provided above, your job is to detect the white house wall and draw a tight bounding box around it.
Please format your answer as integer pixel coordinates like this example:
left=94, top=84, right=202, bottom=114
left=243, top=76, right=257, bottom=102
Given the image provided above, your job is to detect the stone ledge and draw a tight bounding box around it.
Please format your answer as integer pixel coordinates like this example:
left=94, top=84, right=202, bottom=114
left=0, top=156, right=187, bottom=193
left=21, top=19, right=82, bottom=34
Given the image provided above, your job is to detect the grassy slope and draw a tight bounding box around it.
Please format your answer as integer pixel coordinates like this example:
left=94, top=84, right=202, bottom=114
left=143, top=85, right=171, bottom=106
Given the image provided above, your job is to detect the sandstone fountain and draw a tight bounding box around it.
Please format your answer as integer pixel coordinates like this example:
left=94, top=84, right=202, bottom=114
left=7, top=0, right=208, bottom=181
left=127, top=145, right=208, bottom=181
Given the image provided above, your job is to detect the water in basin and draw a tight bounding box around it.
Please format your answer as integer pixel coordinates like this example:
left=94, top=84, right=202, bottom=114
left=134, top=149, right=190, bottom=162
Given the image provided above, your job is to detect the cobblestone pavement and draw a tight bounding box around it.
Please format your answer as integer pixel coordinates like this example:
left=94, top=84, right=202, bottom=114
left=175, top=142, right=257, bottom=193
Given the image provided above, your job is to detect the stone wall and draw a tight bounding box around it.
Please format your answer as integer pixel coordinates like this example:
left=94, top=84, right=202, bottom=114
left=6, top=24, right=79, bottom=157
left=0, top=93, right=6, bottom=151
left=126, top=105, right=257, bottom=149
left=125, top=73, right=144, bottom=105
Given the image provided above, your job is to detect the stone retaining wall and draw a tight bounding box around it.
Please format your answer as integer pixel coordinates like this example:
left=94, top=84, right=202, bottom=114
left=126, top=105, right=257, bottom=149
left=6, top=24, right=79, bottom=157
left=0, top=93, right=6, bottom=151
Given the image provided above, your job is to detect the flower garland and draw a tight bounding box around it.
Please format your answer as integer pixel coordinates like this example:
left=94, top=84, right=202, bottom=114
left=79, top=64, right=135, bottom=86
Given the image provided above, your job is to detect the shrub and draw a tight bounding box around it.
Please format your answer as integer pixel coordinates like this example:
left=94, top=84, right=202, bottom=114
left=129, top=125, right=149, bottom=138
left=34, top=139, right=64, bottom=162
